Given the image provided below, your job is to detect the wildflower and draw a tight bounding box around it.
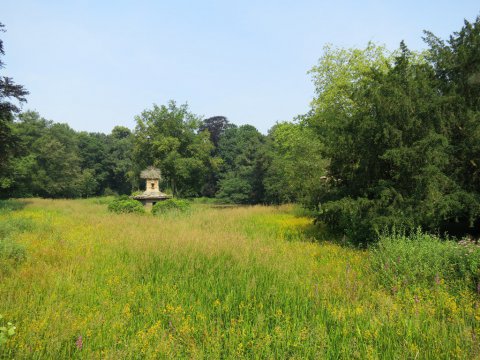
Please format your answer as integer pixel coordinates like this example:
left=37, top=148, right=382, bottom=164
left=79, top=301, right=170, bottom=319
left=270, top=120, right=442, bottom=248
left=76, top=335, right=83, bottom=350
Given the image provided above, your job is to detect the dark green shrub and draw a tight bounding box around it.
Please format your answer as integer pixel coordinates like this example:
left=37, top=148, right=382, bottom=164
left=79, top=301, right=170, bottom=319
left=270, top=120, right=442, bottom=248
left=371, top=229, right=480, bottom=294
left=152, top=199, right=190, bottom=215
left=319, top=197, right=416, bottom=245
left=216, top=177, right=252, bottom=204
left=108, top=196, right=144, bottom=214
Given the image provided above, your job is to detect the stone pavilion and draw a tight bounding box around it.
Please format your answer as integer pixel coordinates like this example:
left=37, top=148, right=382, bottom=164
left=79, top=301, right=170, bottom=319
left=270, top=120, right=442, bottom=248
left=132, top=167, right=171, bottom=208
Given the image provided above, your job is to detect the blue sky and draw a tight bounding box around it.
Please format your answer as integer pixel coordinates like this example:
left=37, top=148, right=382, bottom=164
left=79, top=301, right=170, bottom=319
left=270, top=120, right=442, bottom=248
left=2, top=1, right=479, bottom=134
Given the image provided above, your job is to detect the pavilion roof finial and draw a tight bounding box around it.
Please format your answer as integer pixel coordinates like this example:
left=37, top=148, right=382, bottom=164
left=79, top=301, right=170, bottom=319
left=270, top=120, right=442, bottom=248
left=140, top=166, right=161, bottom=180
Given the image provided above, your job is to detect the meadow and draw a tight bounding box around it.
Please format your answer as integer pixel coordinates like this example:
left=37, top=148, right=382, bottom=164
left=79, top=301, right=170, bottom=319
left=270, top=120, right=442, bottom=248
left=0, top=199, right=479, bottom=359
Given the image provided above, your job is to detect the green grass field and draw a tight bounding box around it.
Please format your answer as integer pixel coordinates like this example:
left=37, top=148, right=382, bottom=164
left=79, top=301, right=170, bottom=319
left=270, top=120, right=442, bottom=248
left=1, top=199, right=479, bottom=359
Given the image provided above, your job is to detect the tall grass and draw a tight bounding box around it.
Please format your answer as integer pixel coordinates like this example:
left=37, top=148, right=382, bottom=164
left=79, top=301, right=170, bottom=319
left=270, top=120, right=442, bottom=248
left=0, top=199, right=26, bottom=213
left=0, top=199, right=479, bottom=358
left=371, top=229, right=480, bottom=294
left=0, top=200, right=31, bottom=274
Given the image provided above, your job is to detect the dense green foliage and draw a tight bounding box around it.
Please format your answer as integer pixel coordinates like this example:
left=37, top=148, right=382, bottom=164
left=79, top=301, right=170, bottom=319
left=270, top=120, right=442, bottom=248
left=151, top=198, right=191, bottom=215
left=133, top=101, right=217, bottom=197
left=216, top=125, right=267, bottom=204
left=107, top=196, right=144, bottom=214
left=2, top=111, right=135, bottom=198
left=306, top=17, right=480, bottom=242
left=263, top=120, right=327, bottom=205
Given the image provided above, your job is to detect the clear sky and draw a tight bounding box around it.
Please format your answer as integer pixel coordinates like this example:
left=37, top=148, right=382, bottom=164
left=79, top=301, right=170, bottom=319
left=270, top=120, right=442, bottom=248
left=2, top=1, right=479, bottom=134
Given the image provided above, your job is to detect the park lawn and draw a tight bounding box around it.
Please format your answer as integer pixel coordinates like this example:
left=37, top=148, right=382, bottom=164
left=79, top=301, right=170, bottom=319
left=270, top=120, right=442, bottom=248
left=0, top=199, right=479, bottom=359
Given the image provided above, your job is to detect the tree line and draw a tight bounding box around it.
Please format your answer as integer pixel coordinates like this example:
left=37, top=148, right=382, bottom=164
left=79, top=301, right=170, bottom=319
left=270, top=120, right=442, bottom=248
left=1, top=16, right=479, bottom=242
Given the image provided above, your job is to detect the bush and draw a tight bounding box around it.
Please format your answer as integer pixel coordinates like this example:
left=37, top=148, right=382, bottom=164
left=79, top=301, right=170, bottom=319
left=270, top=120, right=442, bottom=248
left=371, top=229, right=480, bottom=294
left=108, top=196, right=145, bottom=214
left=319, top=197, right=416, bottom=245
left=152, top=199, right=190, bottom=215
left=216, top=177, right=252, bottom=204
